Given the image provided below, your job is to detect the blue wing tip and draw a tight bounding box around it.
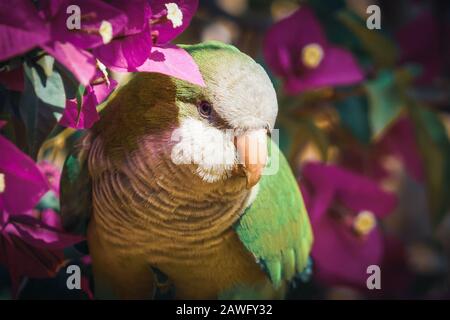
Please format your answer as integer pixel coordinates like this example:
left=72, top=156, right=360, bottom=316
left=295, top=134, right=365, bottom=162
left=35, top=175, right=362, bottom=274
left=296, top=257, right=314, bottom=283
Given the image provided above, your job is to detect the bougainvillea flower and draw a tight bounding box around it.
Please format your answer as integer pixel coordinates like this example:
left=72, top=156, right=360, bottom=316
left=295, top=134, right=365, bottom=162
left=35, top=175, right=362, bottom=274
left=396, top=11, right=443, bottom=84
left=147, top=0, right=204, bottom=86
left=137, top=44, right=205, bottom=86
left=0, top=209, right=84, bottom=296
left=0, top=123, right=83, bottom=296
left=59, top=73, right=117, bottom=129
left=263, top=6, right=364, bottom=94
left=59, top=87, right=99, bottom=129
left=0, top=122, right=48, bottom=215
left=0, top=0, right=49, bottom=62
left=42, top=42, right=97, bottom=87
left=93, top=0, right=153, bottom=71
left=37, top=161, right=62, bottom=195
left=149, top=0, right=199, bottom=45
left=300, top=162, right=397, bottom=287
left=41, top=0, right=127, bottom=50
left=38, top=0, right=127, bottom=85
left=100, top=0, right=204, bottom=86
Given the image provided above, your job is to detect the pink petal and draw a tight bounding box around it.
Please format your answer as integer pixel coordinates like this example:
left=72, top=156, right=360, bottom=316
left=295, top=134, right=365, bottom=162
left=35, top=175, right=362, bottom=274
left=263, top=6, right=327, bottom=79
left=0, top=137, right=49, bottom=215
left=285, top=46, right=364, bottom=94
left=37, top=161, right=62, bottom=194
left=302, top=162, right=397, bottom=219
left=40, top=208, right=62, bottom=229
left=0, top=0, right=49, bottom=61
left=59, top=87, right=100, bottom=129
left=312, top=215, right=384, bottom=287
left=59, top=78, right=116, bottom=130
left=48, top=0, right=128, bottom=50
left=13, top=217, right=84, bottom=250
left=92, top=78, right=117, bottom=104
left=43, top=42, right=96, bottom=86
left=4, top=233, right=65, bottom=282
left=108, top=0, right=152, bottom=36
left=137, top=44, right=205, bottom=86
left=150, top=0, right=198, bottom=45
left=94, top=31, right=152, bottom=71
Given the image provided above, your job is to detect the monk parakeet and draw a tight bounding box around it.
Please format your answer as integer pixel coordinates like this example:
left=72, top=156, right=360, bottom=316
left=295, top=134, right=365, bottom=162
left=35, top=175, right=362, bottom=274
left=60, top=41, right=313, bottom=299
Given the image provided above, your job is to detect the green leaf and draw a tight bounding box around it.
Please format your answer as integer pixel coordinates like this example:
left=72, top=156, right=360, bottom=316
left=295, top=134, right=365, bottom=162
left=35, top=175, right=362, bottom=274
left=37, top=190, right=60, bottom=211
left=276, top=124, right=292, bottom=157
left=76, top=84, right=85, bottom=111
left=408, top=104, right=450, bottom=226
left=308, top=0, right=347, bottom=13
left=19, top=61, right=66, bottom=158
left=0, top=88, right=20, bottom=145
left=65, top=154, right=82, bottom=183
left=54, top=61, right=80, bottom=100
left=336, top=95, right=371, bottom=144
left=365, top=70, right=404, bottom=139
left=25, top=60, right=65, bottom=109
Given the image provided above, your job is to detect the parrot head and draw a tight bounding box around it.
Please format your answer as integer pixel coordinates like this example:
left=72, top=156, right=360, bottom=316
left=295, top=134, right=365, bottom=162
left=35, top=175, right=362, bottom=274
left=96, top=41, right=278, bottom=190
left=170, top=41, right=278, bottom=188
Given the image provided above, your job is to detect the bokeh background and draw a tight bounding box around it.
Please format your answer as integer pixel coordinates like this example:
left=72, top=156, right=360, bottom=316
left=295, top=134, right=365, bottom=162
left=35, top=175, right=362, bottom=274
left=1, top=0, right=449, bottom=299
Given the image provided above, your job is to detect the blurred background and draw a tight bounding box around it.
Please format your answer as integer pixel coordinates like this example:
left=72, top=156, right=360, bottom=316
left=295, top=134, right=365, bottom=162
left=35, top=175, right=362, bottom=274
left=187, top=0, right=450, bottom=300
left=1, top=0, right=449, bottom=299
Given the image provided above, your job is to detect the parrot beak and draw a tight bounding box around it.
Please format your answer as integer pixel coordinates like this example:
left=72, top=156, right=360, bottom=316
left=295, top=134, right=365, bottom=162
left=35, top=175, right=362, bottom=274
left=234, top=129, right=268, bottom=189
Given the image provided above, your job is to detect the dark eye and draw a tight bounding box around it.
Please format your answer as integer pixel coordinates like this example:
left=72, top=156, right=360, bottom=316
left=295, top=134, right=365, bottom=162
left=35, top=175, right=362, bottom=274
left=198, top=101, right=212, bottom=118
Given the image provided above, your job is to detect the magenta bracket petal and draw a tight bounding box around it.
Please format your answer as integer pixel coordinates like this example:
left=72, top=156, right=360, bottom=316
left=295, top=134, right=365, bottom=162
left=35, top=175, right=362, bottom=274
left=43, top=42, right=96, bottom=86
left=0, top=136, right=49, bottom=215
left=136, top=44, right=205, bottom=87
left=0, top=0, right=50, bottom=61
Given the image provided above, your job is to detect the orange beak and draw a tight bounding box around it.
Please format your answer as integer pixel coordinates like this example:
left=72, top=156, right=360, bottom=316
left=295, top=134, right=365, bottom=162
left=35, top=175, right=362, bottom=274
left=234, top=129, right=268, bottom=189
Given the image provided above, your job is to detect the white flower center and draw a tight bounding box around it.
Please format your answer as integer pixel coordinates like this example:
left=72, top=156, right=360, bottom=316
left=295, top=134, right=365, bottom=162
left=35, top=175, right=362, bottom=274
left=99, top=20, right=113, bottom=44
left=165, top=3, right=183, bottom=28
left=0, top=173, right=5, bottom=193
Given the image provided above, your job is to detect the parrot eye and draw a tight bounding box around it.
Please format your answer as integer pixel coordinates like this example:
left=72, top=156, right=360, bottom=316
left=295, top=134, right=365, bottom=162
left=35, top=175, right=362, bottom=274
left=198, top=101, right=212, bottom=118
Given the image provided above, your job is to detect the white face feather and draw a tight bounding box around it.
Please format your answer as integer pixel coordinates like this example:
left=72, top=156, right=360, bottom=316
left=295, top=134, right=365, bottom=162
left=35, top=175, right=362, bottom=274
left=170, top=118, right=237, bottom=183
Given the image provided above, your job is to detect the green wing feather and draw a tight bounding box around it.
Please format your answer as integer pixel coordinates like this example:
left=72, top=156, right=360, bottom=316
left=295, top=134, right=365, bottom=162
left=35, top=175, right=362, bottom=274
left=234, top=142, right=313, bottom=287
